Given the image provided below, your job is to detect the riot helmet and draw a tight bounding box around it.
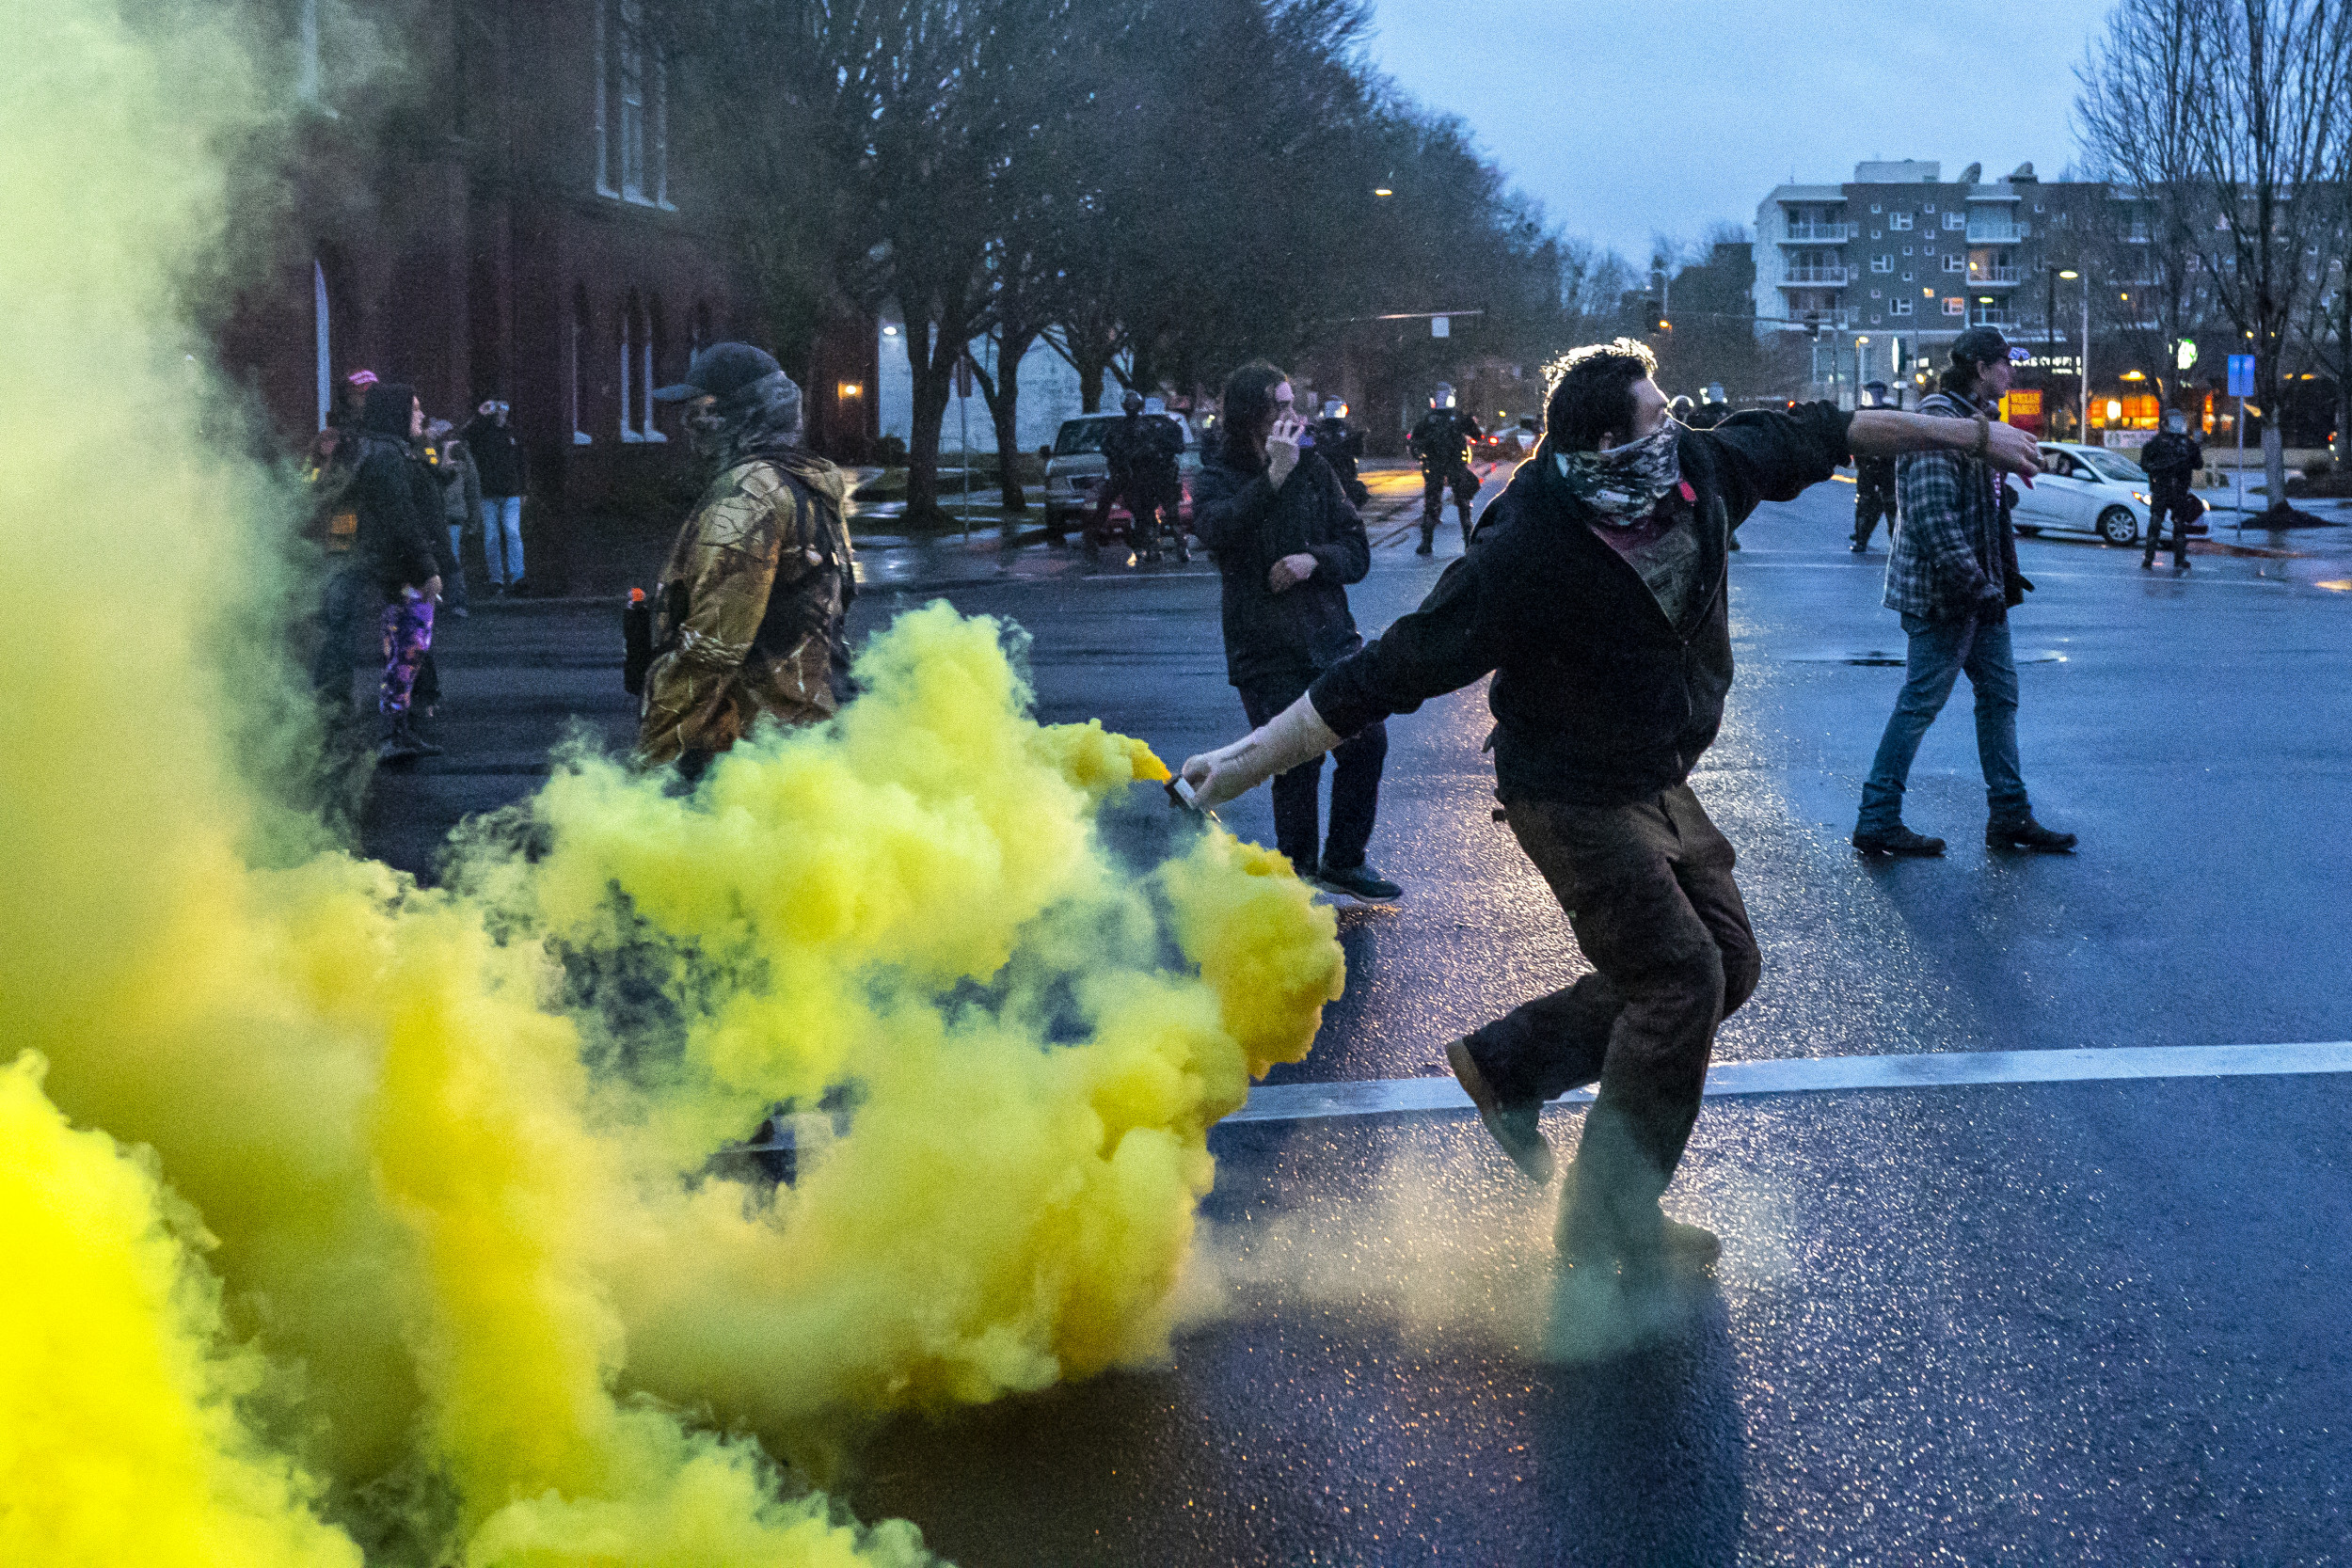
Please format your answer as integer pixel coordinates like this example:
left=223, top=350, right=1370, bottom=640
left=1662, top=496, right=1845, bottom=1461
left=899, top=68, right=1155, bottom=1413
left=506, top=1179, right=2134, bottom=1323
left=1669, top=394, right=1695, bottom=418
left=1121, top=389, right=1145, bottom=416
left=1431, top=383, right=1456, bottom=410
left=1322, top=398, right=1345, bottom=420
left=1862, top=380, right=1890, bottom=409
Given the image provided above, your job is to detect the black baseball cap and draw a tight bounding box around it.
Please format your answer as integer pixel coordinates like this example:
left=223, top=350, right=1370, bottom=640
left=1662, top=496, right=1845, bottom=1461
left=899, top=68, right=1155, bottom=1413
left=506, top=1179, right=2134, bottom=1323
left=1949, top=325, right=2017, bottom=365
left=652, top=342, right=782, bottom=403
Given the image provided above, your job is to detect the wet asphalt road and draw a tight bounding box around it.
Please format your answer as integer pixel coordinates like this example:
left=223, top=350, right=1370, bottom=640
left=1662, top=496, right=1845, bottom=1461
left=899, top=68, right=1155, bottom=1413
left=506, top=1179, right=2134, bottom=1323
left=360, top=467, right=2352, bottom=1564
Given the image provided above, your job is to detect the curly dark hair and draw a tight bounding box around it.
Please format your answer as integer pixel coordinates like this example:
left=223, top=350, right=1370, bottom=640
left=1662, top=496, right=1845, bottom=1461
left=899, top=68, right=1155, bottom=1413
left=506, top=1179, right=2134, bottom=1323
left=1218, top=360, right=1290, bottom=470
left=1542, top=338, right=1659, bottom=451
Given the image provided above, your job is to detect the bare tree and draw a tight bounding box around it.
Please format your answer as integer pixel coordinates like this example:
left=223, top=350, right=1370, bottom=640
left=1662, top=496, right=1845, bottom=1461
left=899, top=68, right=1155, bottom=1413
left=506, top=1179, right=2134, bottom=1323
left=2085, top=0, right=2352, bottom=509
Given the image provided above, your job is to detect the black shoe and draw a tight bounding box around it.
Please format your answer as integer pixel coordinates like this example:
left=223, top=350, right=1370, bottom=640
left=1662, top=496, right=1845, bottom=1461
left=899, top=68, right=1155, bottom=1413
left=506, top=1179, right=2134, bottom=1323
left=376, top=717, right=425, bottom=766
left=1987, top=816, right=2076, bottom=852
left=2173, top=561, right=2191, bottom=573
left=1852, top=823, right=1947, bottom=856
left=2141, top=557, right=2155, bottom=570
left=1446, top=1037, right=1554, bottom=1185
left=1314, top=860, right=1402, bottom=901
left=1554, top=1171, right=1720, bottom=1272
left=1851, top=541, right=1869, bottom=552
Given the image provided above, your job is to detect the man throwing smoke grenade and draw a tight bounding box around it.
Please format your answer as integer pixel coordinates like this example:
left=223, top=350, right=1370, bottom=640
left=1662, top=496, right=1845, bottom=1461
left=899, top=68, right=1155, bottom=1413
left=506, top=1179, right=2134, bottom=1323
left=1180, top=338, right=2044, bottom=1273
left=639, top=343, right=855, bottom=777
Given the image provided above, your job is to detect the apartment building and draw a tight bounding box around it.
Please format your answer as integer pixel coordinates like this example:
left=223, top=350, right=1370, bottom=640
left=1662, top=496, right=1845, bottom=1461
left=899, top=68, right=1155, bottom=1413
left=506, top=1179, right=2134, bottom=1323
left=1754, top=159, right=2106, bottom=410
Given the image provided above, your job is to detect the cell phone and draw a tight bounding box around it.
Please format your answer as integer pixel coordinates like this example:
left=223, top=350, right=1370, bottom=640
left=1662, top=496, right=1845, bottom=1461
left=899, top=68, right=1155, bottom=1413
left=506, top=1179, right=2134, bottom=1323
left=1295, top=427, right=1314, bottom=449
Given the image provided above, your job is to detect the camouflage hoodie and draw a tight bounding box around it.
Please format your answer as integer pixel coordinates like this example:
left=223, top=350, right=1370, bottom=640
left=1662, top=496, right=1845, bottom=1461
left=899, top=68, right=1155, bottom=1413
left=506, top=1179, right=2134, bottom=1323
left=637, top=446, right=856, bottom=767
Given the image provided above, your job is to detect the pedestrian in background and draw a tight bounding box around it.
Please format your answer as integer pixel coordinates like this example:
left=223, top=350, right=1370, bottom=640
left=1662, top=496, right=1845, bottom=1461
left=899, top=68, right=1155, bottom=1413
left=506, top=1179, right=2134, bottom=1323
left=1315, top=397, right=1372, bottom=509
left=307, top=368, right=377, bottom=710
left=1408, top=384, right=1483, bottom=554
left=463, top=398, right=529, bottom=595
left=1177, top=336, right=2047, bottom=1276
left=424, top=419, right=481, bottom=618
left=2139, top=409, right=2203, bottom=572
left=1192, top=361, right=1398, bottom=902
left=1850, top=381, right=1899, bottom=552
left=1852, top=325, right=2075, bottom=857
left=351, top=382, right=446, bottom=763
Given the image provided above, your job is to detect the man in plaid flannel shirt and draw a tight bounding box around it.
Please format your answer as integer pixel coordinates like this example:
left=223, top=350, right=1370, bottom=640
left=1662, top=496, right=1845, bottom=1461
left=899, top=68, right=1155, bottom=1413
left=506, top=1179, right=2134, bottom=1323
left=1853, top=325, right=2077, bottom=856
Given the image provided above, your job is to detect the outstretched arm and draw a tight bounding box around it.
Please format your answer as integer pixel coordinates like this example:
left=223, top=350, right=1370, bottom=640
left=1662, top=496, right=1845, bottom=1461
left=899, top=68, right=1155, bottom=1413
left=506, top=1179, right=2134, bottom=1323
left=1180, top=694, right=1342, bottom=809
left=1851, top=408, right=2043, bottom=481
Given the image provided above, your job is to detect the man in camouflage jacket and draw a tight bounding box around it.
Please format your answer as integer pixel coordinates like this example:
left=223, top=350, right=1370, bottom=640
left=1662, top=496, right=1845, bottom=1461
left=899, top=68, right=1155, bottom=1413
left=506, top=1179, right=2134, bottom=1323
left=640, top=344, right=855, bottom=774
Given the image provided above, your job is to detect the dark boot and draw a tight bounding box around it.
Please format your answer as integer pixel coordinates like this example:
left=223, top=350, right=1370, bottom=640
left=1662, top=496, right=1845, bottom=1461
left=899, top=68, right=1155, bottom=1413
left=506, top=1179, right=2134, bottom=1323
left=1987, top=815, right=2076, bottom=852
left=1447, top=1037, right=1554, bottom=1185
left=1851, top=823, right=1947, bottom=856
left=1416, top=516, right=1437, bottom=555
left=1554, top=1110, right=1719, bottom=1274
left=376, top=713, right=425, bottom=766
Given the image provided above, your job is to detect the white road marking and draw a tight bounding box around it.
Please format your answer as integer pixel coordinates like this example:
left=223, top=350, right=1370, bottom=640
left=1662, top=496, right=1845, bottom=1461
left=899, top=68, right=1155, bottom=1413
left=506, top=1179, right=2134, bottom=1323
left=1227, top=1041, right=2352, bottom=1124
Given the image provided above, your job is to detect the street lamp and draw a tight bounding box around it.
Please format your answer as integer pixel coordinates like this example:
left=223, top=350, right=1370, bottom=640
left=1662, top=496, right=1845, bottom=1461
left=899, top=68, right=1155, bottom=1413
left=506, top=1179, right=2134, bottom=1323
left=2056, top=268, right=2090, bottom=437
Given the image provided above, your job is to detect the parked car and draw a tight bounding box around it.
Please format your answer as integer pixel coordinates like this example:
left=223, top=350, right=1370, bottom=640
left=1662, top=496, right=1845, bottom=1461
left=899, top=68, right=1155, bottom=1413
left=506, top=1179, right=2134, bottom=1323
left=1042, top=410, right=1200, bottom=540
left=2010, top=442, right=2208, bottom=546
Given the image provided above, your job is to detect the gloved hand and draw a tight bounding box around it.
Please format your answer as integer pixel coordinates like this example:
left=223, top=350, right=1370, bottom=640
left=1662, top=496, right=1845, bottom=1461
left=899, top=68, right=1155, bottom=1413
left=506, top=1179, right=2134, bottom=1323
left=1179, top=692, right=1343, bottom=810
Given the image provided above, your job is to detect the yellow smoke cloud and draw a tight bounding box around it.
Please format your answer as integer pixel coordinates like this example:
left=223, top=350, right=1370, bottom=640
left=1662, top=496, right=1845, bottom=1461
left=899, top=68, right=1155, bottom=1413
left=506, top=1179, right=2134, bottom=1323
left=1, top=1, right=1345, bottom=1560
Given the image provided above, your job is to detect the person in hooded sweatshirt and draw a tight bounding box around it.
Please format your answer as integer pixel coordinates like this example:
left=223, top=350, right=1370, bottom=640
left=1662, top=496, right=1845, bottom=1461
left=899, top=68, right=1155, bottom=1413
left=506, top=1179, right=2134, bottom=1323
left=350, top=381, right=448, bottom=763
left=1177, top=337, right=2046, bottom=1283
left=637, top=343, right=856, bottom=778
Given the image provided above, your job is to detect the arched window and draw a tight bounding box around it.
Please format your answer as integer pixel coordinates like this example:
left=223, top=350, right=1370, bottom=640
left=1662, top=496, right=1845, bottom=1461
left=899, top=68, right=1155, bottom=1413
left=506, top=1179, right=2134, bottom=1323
left=642, top=293, right=668, bottom=442
left=569, top=285, right=593, bottom=445
left=619, top=290, right=638, bottom=441
left=312, top=258, right=332, bottom=431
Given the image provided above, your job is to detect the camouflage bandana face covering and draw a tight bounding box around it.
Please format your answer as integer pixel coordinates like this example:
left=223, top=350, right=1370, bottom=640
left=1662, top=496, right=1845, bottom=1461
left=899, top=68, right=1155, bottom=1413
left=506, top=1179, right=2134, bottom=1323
left=1554, top=424, right=1683, bottom=526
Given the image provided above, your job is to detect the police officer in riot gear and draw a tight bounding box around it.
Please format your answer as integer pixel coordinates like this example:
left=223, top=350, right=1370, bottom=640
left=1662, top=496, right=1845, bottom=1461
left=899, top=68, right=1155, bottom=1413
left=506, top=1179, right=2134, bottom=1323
left=1687, top=384, right=1731, bottom=430
left=1091, top=389, right=1187, bottom=562
left=1669, top=394, right=1696, bottom=425
left=1851, top=381, right=1899, bottom=550
left=1407, top=383, right=1483, bottom=554
left=1314, top=398, right=1371, bottom=509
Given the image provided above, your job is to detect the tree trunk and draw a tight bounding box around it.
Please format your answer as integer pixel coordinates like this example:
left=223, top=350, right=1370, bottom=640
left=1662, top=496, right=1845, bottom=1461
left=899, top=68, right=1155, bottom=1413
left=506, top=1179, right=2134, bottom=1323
left=974, top=328, right=1037, bottom=511
left=904, top=324, right=956, bottom=528
left=2264, top=424, right=2288, bottom=513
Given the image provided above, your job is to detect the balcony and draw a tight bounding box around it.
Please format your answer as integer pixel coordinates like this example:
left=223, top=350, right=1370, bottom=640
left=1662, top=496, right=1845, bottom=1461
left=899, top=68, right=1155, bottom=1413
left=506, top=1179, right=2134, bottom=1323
left=1776, top=308, right=1852, bottom=330
left=1781, top=222, right=1854, bottom=244
left=1781, top=265, right=1853, bottom=285
left=1965, top=220, right=2026, bottom=244
left=1967, top=264, right=2023, bottom=286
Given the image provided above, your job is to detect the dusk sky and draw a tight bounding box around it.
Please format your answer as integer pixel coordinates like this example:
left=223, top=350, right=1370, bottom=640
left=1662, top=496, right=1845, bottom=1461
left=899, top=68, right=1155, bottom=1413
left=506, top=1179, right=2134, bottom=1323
left=1361, top=0, right=2125, bottom=262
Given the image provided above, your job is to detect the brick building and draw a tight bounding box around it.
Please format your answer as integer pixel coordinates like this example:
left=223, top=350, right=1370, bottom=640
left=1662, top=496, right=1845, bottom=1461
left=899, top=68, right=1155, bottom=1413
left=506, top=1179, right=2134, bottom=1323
left=217, top=0, right=877, bottom=584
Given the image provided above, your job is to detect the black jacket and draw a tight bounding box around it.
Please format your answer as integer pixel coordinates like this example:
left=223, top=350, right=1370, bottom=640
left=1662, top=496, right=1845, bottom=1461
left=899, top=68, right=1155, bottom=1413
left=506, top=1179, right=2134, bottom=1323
left=463, top=415, right=528, bottom=498
left=353, top=383, right=448, bottom=593
left=1312, top=417, right=1372, bottom=507
left=1104, top=413, right=1183, bottom=487
left=1856, top=451, right=1898, bottom=498
left=1192, top=445, right=1371, bottom=689
left=1409, top=408, right=1482, bottom=472
left=2139, top=430, right=2202, bottom=493
left=1311, top=403, right=1851, bottom=806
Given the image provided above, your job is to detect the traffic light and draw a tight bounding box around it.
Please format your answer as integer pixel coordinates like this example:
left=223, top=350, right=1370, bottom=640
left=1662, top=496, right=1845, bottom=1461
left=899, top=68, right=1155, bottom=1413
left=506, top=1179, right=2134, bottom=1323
left=1804, top=310, right=1821, bottom=341
left=1640, top=295, right=1665, bottom=335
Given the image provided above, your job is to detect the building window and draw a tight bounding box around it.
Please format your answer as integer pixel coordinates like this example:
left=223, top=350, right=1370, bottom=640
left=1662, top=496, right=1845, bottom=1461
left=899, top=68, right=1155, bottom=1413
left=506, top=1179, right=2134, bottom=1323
left=1870, top=203, right=1883, bottom=214
left=1944, top=296, right=1966, bottom=316
left=570, top=287, right=593, bottom=445
left=1871, top=255, right=1894, bottom=273
left=1889, top=212, right=1913, bottom=230
left=1945, top=212, right=1966, bottom=230
left=1892, top=298, right=1915, bottom=317
left=1944, top=255, right=1965, bottom=273
left=1923, top=203, right=1935, bottom=214
left=595, top=1, right=672, bottom=208
left=1869, top=289, right=1883, bottom=299
left=312, top=259, right=332, bottom=431
left=619, top=293, right=638, bottom=441
left=1901, top=271, right=1914, bottom=281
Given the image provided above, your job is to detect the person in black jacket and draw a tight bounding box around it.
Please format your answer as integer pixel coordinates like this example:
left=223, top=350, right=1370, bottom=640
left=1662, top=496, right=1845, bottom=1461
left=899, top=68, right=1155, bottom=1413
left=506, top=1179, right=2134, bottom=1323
left=462, top=399, right=529, bottom=594
left=1851, top=382, right=1899, bottom=550
left=1179, top=338, right=2044, bottom=1276
left=1314, top=397, right=1372, bottom=509
left=1192, top=362, right=1397, bottom=902
left=1408, top=386, right=1484, bottom=553
left=2138, top=410, right=2203, bottom=571
left=352, top=382, right=449, bottom=762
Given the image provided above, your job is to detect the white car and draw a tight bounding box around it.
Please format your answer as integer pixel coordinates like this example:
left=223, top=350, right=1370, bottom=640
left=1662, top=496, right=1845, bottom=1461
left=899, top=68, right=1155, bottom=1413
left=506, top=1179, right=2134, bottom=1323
left=2010, top=441, right=2205, bottom=546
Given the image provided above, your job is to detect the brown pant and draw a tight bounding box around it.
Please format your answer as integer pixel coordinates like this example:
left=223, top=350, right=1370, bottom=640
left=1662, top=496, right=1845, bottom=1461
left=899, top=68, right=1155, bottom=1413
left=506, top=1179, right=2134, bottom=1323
left=1462, top=784, right=1759, bottom=1205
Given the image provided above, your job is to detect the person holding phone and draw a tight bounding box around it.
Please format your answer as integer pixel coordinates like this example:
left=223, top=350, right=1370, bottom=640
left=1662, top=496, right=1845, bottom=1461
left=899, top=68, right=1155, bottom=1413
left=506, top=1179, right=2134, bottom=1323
left=1190, top=361, right=1398, bottom=902
left=350, top=382, right=447, bottom=762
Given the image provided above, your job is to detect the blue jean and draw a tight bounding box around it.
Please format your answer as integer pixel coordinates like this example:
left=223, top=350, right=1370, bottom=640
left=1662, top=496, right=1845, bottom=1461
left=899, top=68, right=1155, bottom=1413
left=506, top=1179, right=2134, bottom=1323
left=1857, top=611, right=2029, bottom=831
left=443, top=523, right=470, bottom=609
left=479, top=495, right=524, bottom=585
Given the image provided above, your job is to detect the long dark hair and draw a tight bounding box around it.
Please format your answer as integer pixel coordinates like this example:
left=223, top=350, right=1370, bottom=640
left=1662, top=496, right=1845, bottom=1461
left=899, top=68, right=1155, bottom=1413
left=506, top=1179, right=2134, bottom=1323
left=1940, top=352, right=1990, bottom=397
left=1218, top=360, right=1289, bottom=470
